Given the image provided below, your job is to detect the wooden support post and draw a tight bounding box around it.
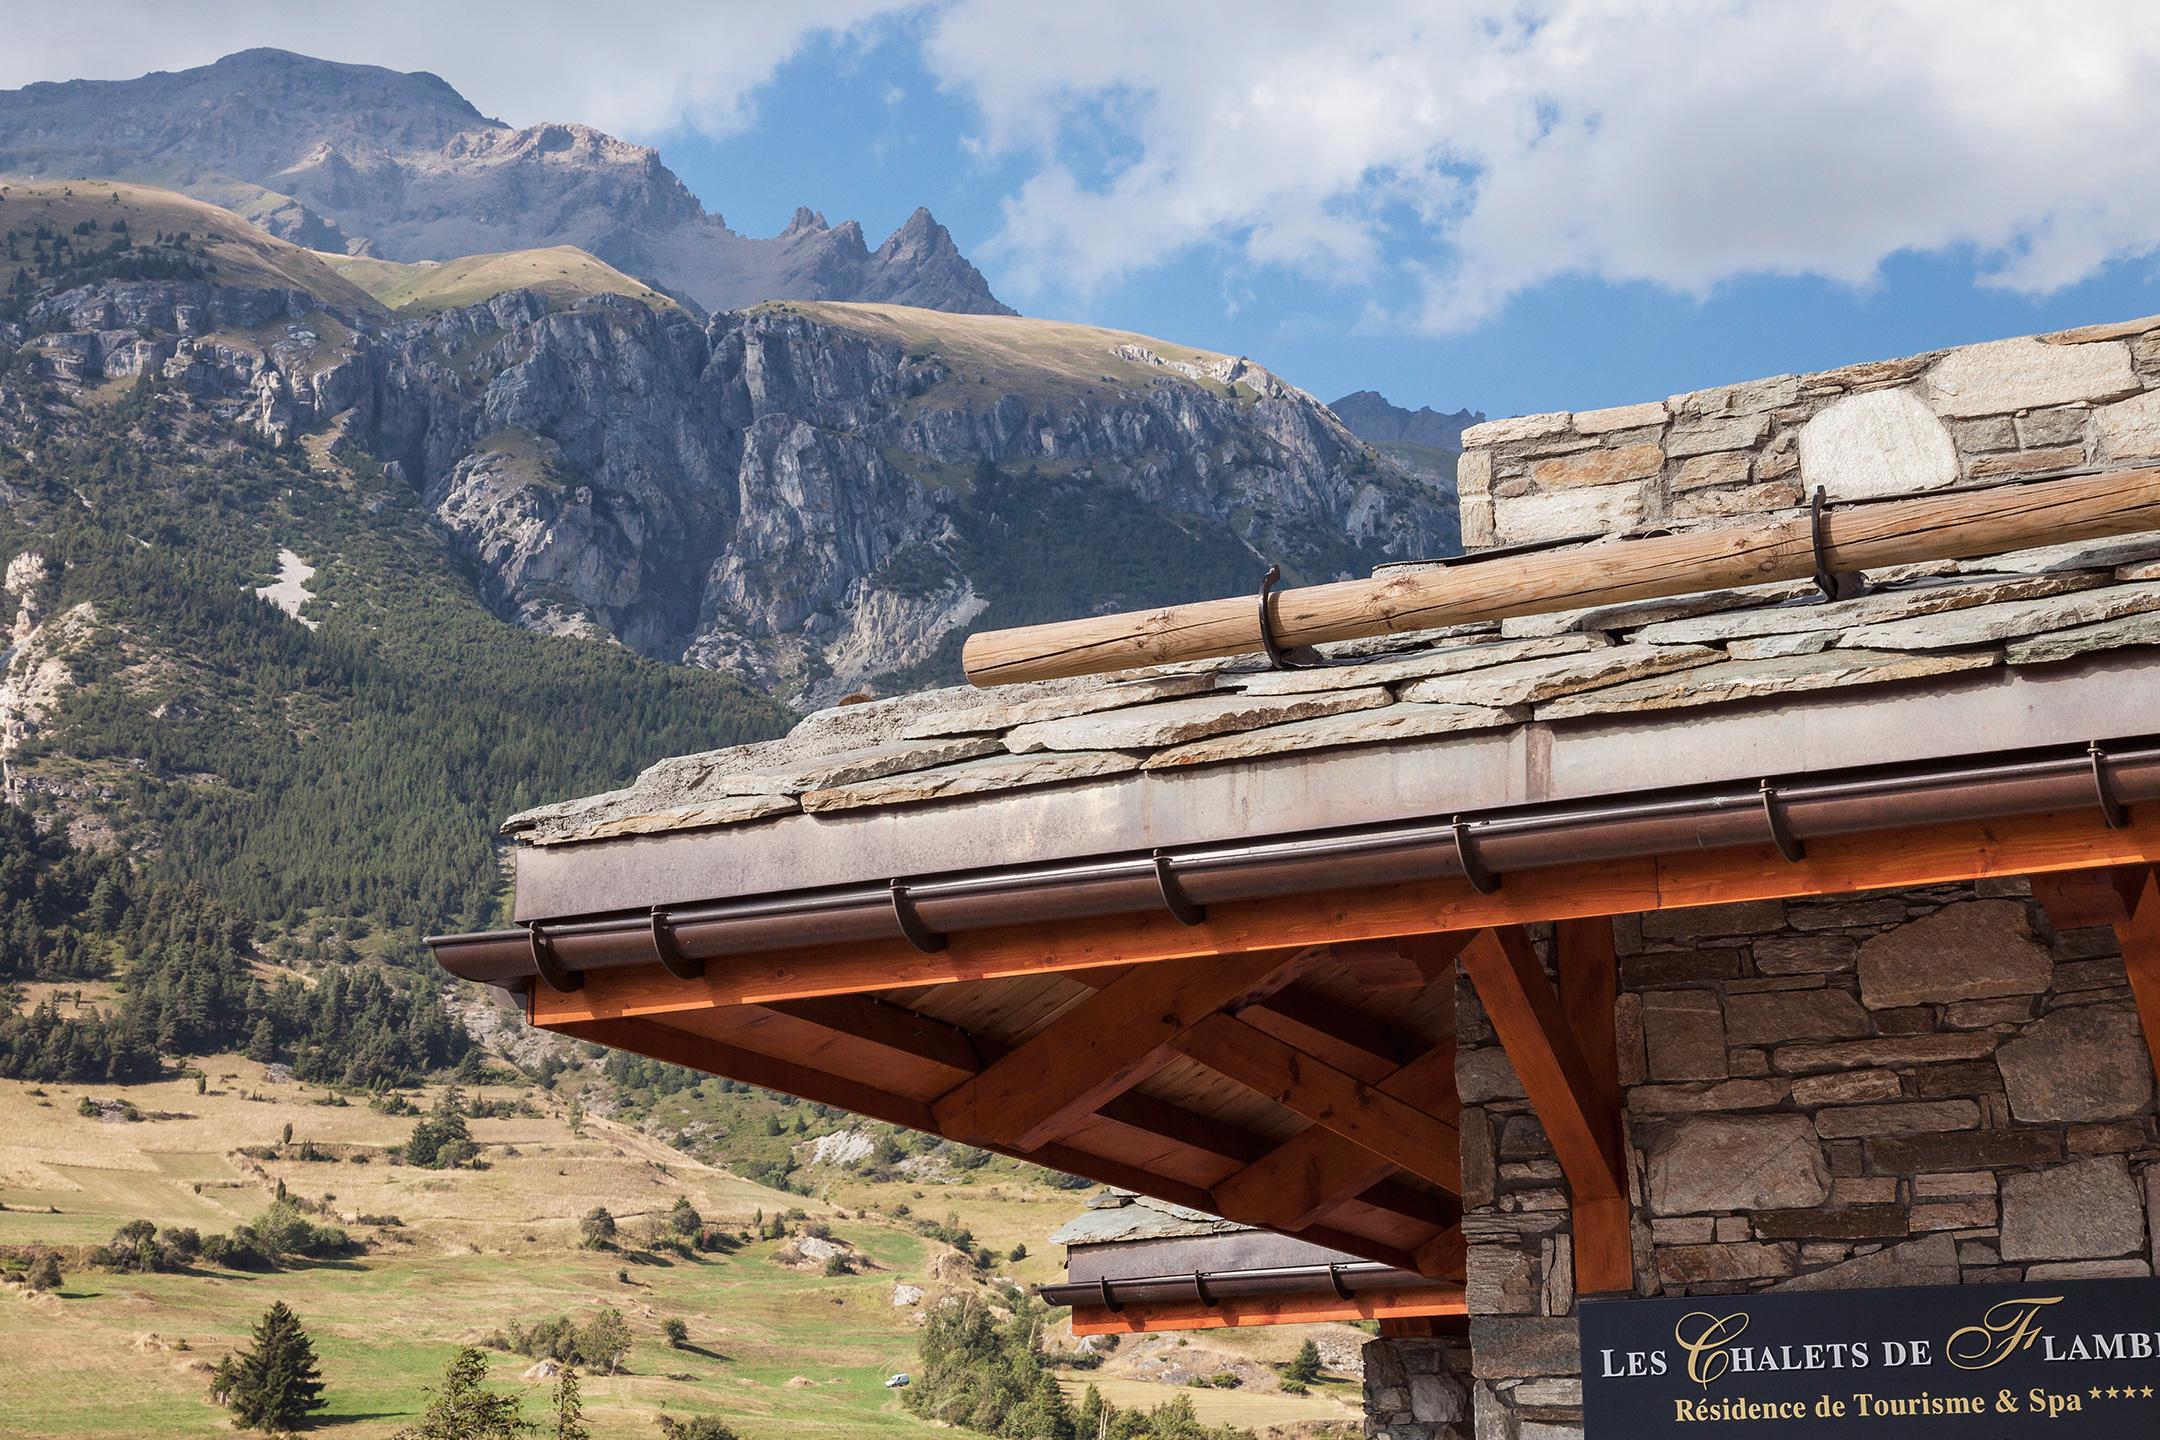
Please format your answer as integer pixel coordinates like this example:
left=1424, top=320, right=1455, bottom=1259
left=2030, top=865, right=2150, bottom=930
left=1554, top=917, right=1632, bottom=1295
left=1458, top=928, right=1622, bottom=1202
left=2109, top=868, right=2160, bottom=1089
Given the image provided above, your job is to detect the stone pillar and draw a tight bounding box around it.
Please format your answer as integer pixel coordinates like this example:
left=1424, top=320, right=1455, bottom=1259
left=1363, top=1333, right=1472, bottom=1440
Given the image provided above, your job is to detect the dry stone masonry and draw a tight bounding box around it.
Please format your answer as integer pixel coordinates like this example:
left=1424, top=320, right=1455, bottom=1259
left=1453, top=881, right=2157, bottom=1440
left=1438, top=317, right=2160, bottom=1440
left=1456, top=317, right=2160, bottom=549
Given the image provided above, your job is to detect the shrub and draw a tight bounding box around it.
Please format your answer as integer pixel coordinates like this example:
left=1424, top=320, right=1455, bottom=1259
left=503, top=1307, right=632, bottom=1374
left=25, top=1251, right=62, bottom=1292
left=662, top=1317, right=689, bottom=1348
left=579, top=1206, right=617, bottom=1250
left=656, top=1416, right=738, bottom=1440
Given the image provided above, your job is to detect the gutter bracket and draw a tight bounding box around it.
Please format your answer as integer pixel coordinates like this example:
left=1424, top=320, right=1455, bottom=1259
left=1758, top=780, right=1806, bottom=863
left=1192, top=1271, right=1215, bottom=1309
left=1809, top=487, right=1864, bottom=602
left=889, top=880, right=949, bottom=954
left=1326, top=1262, right=1354, bottom=1302
left=527, top=923, right=583, bottom=993
left=1152, top=850, right=1209, bottom=926
left=2090, top=742, right=2132, bottom=830
left=649, top=909, right=704, bottom=981
left=1097, top=1275, right=1124, bottom=1314
left=1452, top=818, right=1501, bottom=895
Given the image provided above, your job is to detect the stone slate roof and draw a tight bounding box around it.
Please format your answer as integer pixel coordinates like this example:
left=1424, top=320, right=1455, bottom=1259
left=508, top=530, right=2160, bottom=848
left=1047, top=1189, right=1251, bottom=1248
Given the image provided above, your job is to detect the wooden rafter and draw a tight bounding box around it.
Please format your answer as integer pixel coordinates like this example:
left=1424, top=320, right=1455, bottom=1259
left=1210, top=1040, right=1459, bottom=1232
left=556, top=1012, right=1431, bottom=1271
left=530, top=805, right=2160, bottom=1023
left=1172, top=1016, right=1461, bottom=1197
left=929, top=947, right=1317, bottom=1150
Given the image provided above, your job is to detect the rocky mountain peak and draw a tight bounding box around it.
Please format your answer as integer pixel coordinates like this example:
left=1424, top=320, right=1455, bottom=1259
left=0, top=48, right=1012, bottom=315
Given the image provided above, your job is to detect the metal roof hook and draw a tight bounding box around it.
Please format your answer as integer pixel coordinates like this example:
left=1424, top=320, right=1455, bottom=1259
left=1096, top=1274, right=1124, bottom=1314
left=888, top=880, right=949, bottom=954
left=1809, top=487, right=1864, bottom=602
left=1256, top=565, right=1314, bottom=671
left=527, top=922, right=583, bottom=993
left=1192, top=1271, right=1216, bottom=1308
left=2090, top=742, right=2132, bottom=830
left=1758, top=780, right=1806, bottom=863
left=1325, top=1262, right=1354, bottom=1302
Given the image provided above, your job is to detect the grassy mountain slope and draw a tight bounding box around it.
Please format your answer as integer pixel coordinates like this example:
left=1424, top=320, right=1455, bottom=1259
left=0, top=1063, right=1364, bottom=1439
left=0, top=180, right=381, bottom=312
left=0, top=386, right=791, bottom=933
left=320, top=245, right=677, bottom=315
left=765, top=300, right=1279, bottom=407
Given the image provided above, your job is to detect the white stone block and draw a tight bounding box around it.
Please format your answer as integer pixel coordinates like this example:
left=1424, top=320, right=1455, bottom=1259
left=1796, top=388, right=1957, bottom=500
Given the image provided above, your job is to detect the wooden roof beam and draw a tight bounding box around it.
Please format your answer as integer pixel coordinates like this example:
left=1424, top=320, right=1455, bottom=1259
left=529, top=806, right=2160, bottom=1023
left=2106, top=867, right=2160, bottom=1090
left=1173, top=1014, right=1461, bottom=1196
left=1211, top=1038, right=1460, bottom=1232
left=929, top=946, right=1322, bottom=1151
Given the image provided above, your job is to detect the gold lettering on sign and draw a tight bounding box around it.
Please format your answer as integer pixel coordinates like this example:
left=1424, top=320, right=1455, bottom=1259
left=1946, top=1297, right=2066, bottom=1371
left=1673, top=1312, right=1750, bottom=1388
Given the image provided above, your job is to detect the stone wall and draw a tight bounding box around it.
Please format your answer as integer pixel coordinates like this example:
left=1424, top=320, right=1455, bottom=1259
left=1455, top=879, right=2159, bottom=1440
left=1363, top=1333, right=1473, bottom=1440
left=1454, top=316, right=2160, bottom=548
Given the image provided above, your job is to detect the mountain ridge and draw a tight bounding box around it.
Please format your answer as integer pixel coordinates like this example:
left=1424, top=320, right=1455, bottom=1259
left=0, top=48, right=1012, bottom=315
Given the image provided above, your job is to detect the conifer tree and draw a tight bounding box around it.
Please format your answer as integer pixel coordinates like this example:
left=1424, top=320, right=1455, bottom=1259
left=221, top=1301, right=328, bottom=1432
left=1284, top=1337, right=1323, bottom=1386
left=547, top=1366, right=589, bottom=1440
left=391, top=1347, right=527, bottom=1440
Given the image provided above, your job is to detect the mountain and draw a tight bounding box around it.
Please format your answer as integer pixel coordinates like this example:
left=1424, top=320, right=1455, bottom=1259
left=0, top=48, right=1011, bottom=315
left=1328, top=390, right=1483, bottom=451
left=0, top=180, right=1454, bottom=919
left=1327, top=390, right=1480, bottom=535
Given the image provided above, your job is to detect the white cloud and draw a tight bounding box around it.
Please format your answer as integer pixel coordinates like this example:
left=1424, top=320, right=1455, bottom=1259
left=919, top=0, right=2160, bottom=330
left=11, top=2, right=2160, bottom=331
left=0, top=1, right=911, bottom=139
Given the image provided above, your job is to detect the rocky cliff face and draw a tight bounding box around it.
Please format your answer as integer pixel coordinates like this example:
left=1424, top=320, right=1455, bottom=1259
left=9, top=273, right=1455, bottom=705
left=0, top=48, right=1011, bottom=316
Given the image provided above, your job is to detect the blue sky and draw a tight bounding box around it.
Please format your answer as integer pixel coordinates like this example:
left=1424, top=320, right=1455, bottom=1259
left=654, top=24, right=2160, bottom=420
left=14, top=3, right=2160, bottom=422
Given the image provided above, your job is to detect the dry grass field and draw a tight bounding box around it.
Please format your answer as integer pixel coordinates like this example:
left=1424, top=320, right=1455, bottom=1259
left=319, top=246, right=677, bottom=315
left=0, top=1059, right=1368, bottom=1440
left=0, top=180, right=382, bottom=310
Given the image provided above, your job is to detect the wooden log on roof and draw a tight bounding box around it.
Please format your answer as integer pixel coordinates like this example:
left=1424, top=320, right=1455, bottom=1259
left=961, top=466, right=2160, bottom=686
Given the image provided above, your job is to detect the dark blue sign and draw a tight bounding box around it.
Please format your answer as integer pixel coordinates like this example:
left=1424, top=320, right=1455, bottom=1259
left=1580, top=1277, right=2160, bottom=1436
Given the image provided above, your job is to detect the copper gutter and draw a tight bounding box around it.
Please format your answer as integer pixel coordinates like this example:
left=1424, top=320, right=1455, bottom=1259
left=427, top=738, right=2160, bottom=991
left=1036, top=1259, right=1448, bottom=1312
